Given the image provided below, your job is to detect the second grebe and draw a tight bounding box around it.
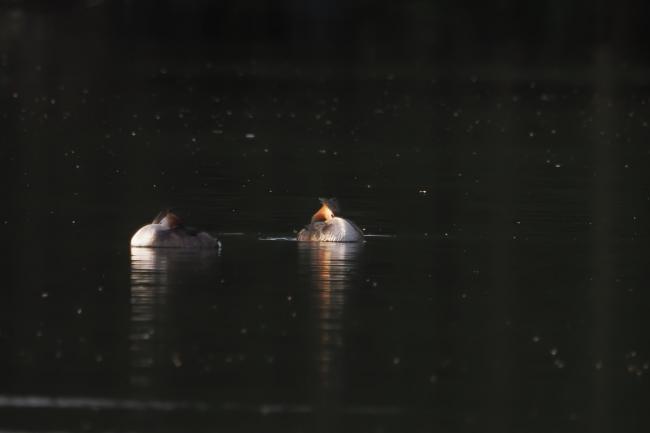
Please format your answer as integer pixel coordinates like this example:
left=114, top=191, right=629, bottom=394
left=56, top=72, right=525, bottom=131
left=130, top=210, right=219, bottom=248
left=297, top=198, right=364, bottom=242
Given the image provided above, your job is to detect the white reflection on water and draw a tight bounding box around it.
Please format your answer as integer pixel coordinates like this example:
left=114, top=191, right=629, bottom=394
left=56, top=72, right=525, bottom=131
left=129, top=247, right=218, bottom=388
left=0, top=394, right=402, bottom=415
left=298, top=242, right=362, bottom=390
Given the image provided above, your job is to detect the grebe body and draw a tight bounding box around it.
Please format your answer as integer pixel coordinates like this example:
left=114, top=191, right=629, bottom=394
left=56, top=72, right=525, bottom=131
left=130, top=211, right=219, bottom=248
left=297, top=198, right=364, bottom=242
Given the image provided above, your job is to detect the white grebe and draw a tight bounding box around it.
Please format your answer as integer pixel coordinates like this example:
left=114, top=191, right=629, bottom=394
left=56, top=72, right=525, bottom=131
left=130, top=210, right=219, bottom=248
left=297, top=198, right=364, bottom=242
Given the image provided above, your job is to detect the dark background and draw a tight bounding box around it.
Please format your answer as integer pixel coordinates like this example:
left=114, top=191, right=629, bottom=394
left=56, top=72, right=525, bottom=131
left=3, top=1, right=650, bottom=60
left=3, top=0, right=650, bottom=237
left=2, top=1, right=650, bottom=433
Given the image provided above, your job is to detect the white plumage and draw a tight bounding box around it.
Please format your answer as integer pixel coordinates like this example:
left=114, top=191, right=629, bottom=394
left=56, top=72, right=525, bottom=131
left=297, top=198, right=364, bottom=242
left=130, top=211, right=219, bottom=248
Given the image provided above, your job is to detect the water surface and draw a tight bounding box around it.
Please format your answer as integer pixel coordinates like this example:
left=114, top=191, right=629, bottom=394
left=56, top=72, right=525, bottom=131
left=3, top=4, right=650, bottom=433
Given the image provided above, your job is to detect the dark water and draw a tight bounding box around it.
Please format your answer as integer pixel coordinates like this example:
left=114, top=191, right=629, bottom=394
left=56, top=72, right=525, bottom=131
left=3, top=3, right=650, bottom=433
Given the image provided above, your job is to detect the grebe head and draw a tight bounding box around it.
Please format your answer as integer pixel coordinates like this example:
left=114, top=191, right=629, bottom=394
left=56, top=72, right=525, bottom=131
left=319, top=197, right=340, bottom=214
left=311, top=197, right=339, bottom=223
left=152, top=209, right=182, bottom=229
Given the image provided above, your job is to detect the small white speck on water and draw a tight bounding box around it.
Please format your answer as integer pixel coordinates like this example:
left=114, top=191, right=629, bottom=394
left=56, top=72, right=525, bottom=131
left=550, top=347, right=558, bottom=356
left=77, top=308, right=83, bottom=315
left=554, top=163, right=562, bottom=168
left=529, top=131, right=535, bottom=138
left=41, top=292, right=49, bottom=299
left=418, top=189, right=428, bottom=195
left=532, top=335, right=540, bottom=343
left=287, top=295, right=292, bottom=302
left=71, top=220, right=76, bottom=224
left=245, top=133, right=255, bottom=139
left=130, top=131, right=136, bottom=137
left=626, top=364, right=644, bottom=376
left=626, top=350, right=637, bottom=359
left=554, top=359, right=565, bottom=369
left=393, top=357, right=401, bottom=365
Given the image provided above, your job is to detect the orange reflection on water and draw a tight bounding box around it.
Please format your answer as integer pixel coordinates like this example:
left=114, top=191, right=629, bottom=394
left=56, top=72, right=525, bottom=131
left=298, top=242, right=362, bottom=389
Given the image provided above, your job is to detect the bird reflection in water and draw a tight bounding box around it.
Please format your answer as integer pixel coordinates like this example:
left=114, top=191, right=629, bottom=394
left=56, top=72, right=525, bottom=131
left=298, top=242, right=362, bottom=427
left=129, top=247, right=218, bottom=388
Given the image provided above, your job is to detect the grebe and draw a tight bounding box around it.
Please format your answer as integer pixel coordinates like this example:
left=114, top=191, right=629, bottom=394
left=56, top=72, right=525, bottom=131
left=297, top=198, right=364, bottom=242
left=130, top=210, right=219, bottom=248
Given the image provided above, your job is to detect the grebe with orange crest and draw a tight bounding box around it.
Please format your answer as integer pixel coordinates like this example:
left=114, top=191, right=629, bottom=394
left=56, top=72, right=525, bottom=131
left=130, top=210, right=219, bottom=248
left=297, top=198, right=364, bottom=242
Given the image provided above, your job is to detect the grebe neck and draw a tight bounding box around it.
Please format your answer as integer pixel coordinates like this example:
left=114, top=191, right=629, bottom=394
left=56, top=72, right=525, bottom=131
left=311, top=204, right=334, bottom=222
